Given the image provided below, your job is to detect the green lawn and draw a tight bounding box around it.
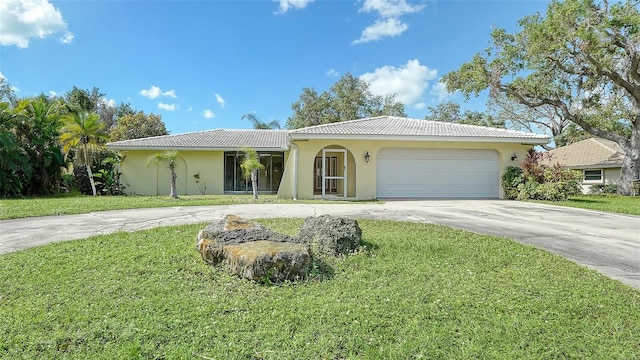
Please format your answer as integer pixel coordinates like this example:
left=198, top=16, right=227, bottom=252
left=0, top=194, right=353, bottom=220
left=534, top=194, right=640, bottom=216
left=1, top=219, right=638, bottom=359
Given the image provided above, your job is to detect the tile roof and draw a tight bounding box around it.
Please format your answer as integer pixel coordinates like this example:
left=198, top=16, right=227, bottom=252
left=541, top=138, right=624, bottom=168
left=106, top=116, right=550, bottom=151
left=107, top=129, right=290, bottom=150
left=289, top=116, right=549, bottom=143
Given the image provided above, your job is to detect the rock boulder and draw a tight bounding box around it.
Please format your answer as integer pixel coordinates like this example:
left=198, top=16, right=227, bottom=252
left=196, top=214, right=361, bottom=282
left=294, top=215, right=362, bottom=257
left=223, top=241, right=310, bottom=282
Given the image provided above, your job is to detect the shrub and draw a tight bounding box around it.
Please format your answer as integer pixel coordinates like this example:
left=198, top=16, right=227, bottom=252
left=71, top=151, right=126, bottom=196
left=73, top=165, right=92, bottom=195
left=60, top=174, right=76, bottom=193
left=509, top=151, right=582, bottom=201
left=94, top=155, right=126, bottom=195
left=520, top=149, right=545, bottom=183
left=590, top=184, right=618, bottom=194
left=502, top=166, right=524, bottom=200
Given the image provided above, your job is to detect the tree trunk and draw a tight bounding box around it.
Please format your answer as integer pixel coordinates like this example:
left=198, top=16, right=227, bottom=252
left=617, top=133, right=640, bottom=196
left=170, top=168, right=178, bottom=199
left=86, top=164, right=97, bottom=196
left=251, top=169, right=258, bottom=201
left=84, top=145, right=97, bottom=196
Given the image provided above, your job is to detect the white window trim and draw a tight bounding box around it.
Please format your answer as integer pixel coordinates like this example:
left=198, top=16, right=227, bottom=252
left=583, top=169, right=603, bottom=183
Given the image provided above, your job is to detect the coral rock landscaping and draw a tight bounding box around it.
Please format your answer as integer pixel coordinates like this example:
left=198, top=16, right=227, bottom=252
left=196, top=214, right=362, bottom=282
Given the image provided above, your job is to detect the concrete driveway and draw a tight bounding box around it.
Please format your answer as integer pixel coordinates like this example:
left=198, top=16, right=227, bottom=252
left=1, top=200, right=638, bottom=289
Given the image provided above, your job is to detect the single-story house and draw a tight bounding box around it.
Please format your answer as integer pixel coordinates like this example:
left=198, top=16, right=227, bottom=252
left=106, top=116, right=549, bottom=199
left=541, top=138, right=624, bottom=193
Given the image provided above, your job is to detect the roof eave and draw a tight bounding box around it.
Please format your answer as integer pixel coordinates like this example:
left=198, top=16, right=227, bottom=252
left=289, top=133, right=549, bottom=145
left=106, top=145, right=290, bottom=152
left=563, top=164, right=623, bottom=169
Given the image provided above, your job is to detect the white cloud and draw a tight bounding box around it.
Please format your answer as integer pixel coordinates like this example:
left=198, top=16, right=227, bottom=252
left=140, top=85, right=161, bottom=99
left=100, top=97, right=116, bottom=108
left=140, top=85, right=176, bottom=100
left=158, top=102, right=177, bottom=111
left=48, top=90, right=57, bottom=97
left=274, top=0, right=314, bottom=14
left=0, top=72, right=5, bottom=80
left=360, top=59, right=437, bottom=107
left=430, top=81, right=451, bottom=102
left=60, top=30, right=73, bottom=44
left=325, top=69, right=339, bottom=77
left=162, top=90, right=176, bottom=98
left=187, top=106, right=193, bottom=112
left=359, top=0, right=424, bottom=18
left=203, top=109, right=215, bottom=119
left=215, top=93, right=226, bottom=108
left=0, top=0, right=73, bottom=48
left=353, top=0, right=424, bottom=45
left=352, top=18, right=408, bottom=45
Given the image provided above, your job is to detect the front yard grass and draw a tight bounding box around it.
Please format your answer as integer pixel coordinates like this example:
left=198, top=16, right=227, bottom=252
left=534, top=194, right=640, bottom=216
left=0, top=193, right=353, bottom=220
left=1, top=219, right=638, bottom=359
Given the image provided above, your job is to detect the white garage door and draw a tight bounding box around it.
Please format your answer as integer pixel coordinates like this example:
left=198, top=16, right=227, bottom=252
left=376, top=148, right=500, bottom=198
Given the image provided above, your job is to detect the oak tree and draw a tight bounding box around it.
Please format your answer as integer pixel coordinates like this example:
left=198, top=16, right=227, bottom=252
left=443, top=0, right=640, bottom=195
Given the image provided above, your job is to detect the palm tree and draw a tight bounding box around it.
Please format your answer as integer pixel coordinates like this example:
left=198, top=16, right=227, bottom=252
left=16, top=97, right=65, bottom=195
left=60, top=111, right=107, bottom=196
left=242, top=113, right=281, bottom=129
left=240, top=147, right=264, bottom=201
left=147, top=150, right=180, bottom=199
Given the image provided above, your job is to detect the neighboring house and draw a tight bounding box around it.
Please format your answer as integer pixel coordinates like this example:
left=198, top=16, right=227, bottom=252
left=541, top=138, right=624, bottom=193
left=106, top=116, right=548, bottom=199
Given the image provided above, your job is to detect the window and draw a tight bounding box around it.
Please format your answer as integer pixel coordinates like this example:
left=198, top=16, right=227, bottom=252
left=224, top=151, right=284, bottom=193
left=584, top=169, right=602, bottom=181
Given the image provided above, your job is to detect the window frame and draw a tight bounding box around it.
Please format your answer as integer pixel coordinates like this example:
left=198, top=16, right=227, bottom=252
left=583, top=169, right=603, bottom=182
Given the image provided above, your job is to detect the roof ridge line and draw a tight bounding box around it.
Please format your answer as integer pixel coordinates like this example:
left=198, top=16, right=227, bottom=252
left=291, top=116, right=386, bottom=132
left=592, top=138, right=620, bottom=154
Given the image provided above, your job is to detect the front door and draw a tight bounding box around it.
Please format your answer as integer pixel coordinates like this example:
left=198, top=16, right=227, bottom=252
left=313, top=148, right=347, bottom=199
left=314, top=156, right=338, bottom=194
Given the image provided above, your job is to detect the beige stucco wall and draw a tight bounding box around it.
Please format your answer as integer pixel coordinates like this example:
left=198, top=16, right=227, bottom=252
left=604, top=168, right=621, bottom=184
left=118, top=150, right=224, bottom=195
left=278, top=139, right=533, bottom=200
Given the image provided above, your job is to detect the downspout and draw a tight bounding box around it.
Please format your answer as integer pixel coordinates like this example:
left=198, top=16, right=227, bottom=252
left=290, top=141, right=299, bottom=200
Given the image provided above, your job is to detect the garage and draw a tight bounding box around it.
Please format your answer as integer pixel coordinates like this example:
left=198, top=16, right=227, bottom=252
left=376, top=148, right=500, bottom=198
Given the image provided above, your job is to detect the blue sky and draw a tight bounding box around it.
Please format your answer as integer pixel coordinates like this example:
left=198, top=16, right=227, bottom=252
left=1, top=0, right=550, bottom=134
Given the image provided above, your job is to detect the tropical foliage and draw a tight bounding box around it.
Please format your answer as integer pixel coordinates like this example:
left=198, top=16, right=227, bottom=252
left=286, top=73, right=406, bottom=129
left=0, top=97, right=65, bottom=197
left=60, top=111, right=108, bottom=196
left=240, top=147, right=265, bottom=201
left=242, top=113, right=281, bottom=129
left=147, top=151, right=180, bottom=199
left=444, top=0, right=640, bottom=195
left=0, top=80, right=166, bottom=198
left=502, top=150, right=582, bottom=201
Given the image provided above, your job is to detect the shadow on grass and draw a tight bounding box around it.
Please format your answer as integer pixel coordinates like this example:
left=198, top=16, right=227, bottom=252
left=567, top=198, right=607, bottom=204
left=306, top=257, right=335, bottom=282
left=360, top=239, right=380, bottom=252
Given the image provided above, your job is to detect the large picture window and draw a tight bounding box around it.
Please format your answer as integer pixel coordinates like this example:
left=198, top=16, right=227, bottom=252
left=224, top=151, right=284, bottom=193
left=584, top=169, right=602, bottom=181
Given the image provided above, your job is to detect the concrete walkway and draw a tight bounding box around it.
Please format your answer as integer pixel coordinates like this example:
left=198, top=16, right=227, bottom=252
left=1, top=200, right=639, bottom=289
